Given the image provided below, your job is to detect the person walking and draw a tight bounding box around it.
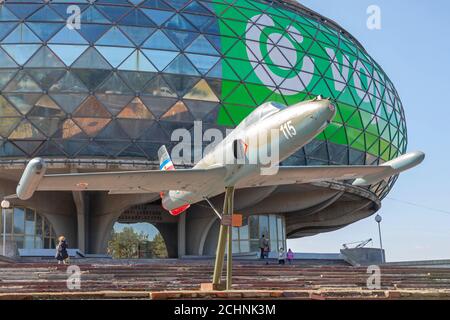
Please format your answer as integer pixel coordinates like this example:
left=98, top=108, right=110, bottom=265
left=259, top=235, right=267, bottom=259
left=55, top=236, right=69, bottom=265
left=278, top=247, right=286, bottom=265
left=287, top=248, right=295, bottom=264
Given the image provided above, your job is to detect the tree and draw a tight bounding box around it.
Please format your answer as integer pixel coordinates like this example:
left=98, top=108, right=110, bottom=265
left=151, top=233, right=168, bottom=258
left=107, top=225, right=169, bottom=259
left=108, top=226, right=149, bottom=259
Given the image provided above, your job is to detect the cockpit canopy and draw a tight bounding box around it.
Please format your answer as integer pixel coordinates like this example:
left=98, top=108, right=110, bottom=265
left=241, top=102, right=286, bottom=127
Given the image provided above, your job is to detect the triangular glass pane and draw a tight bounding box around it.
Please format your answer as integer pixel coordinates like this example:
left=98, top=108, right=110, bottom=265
left=0, top=95, right=20, bottom=117
left=185, top=35, right=218, bottom=55
left=2, top=44, right=41, bottom=65
left=48, top=44, right=88, bottom=66
left=26, top=22, right=64, bottom=41
left=9, top=120, right=45, bottom=139
left=141, top=0, right=172, bottom=10
left=164, top=54, right=200, bottom=76
left=142, top=49, right=177, bottom=71
left=165, top=29, right=198, bottom=49
left=0, top=117, right=21, bottom=137
left=136, top=141, right=163, bottom=160
left=96, top=46, right=134, bottom=68
left=81, top=6, right=110, bottom=24
left=119, top=9, right=154, bottom=27
left=161, top=101, right=193, bottom=121
left=0, top=7, right=19, bottom=21
left=94, top=140, right=131, bottom=157
left=71, top=69, right=112, bottom=91
left=0, top=141, right=26, bottom=157
left=0, top=48, right=18, bottom=68
left=183, top=1, right=212, bottom=15
left=96, top=94, right=134, bottom=116
left=77, top=24, right=111, bottom=44
left=27, top=69, right=66, bottom=91
left=73, top=96, right=110, bottom=117
left=129, top=0, right=145, bottom=5
left=12, top=140, right=45, bottom=155
left=135, top=121, right=167, bottom=142
left=35, top=141, right=66, bottom=157
left=183, top=79, right=219, bottom=102
left=50, top=93, right=88, bottom=114
left=140, top=96, right=177, bottom=118
left=0, top=70, right=17, bottom=89
left=141, top=30, right=178, bottom=51
left=184, top=100, right=220, bottom=121
left=142, top=75, right=177, bottom=97
left=96, top=26, right=134, bottom=47
left=117, top=97, right=154, bottom=119
left=2, top=23, right=40, bottom=43
left=118, top=50, right=157, bottom=72
left=185, top=53, right=219, bottom=75
left=162, top=74, right=199, bottom=97
left=118, top=70, right=156, bottom=92
left=4, top=72, right=42, bottom=93
left=0, top=22, right=19, bottom=41
left=49, top=71, right=88, bottom=93
left=29, top=95, right=64, bottom=117
left=97, top=5, right=132, bottom=22
left=49, top=27, right=88, bottom=45
left=25, top=46, right=65, bottom=68
left=168, top=0, right=190, bottom=10
left=96, top=73, right=132, bottom=94
left=183, top=13, right=215, bottom=32
left=118, top=25, right=155, bottom=46
left=28, top=6, right=64, bottom=22
left=73, top=118, right=111, bottom=137
left=51, top=119, right=86, bottom=140
left=28, top=116, right=63, bottom=137
left=140, top=8, right=174, bottom=26
left=5, top=4, right=42, bottom=19
left=72, top=47, right=111, bottom=69
left=3, top=93, right=42, bottom=115
left=117, top=142, right=146, bottom=158
left=164, top=14, right=196, bottom=31
left=96, top=121, right=129, bottom=139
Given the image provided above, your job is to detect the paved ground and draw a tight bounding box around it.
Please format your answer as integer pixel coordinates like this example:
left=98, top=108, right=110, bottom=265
left=0, top=259, right=449, bottom=299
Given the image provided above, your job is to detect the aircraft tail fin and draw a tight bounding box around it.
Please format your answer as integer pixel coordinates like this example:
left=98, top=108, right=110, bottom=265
left=158, top=145, right=175, bottom=171
left=158, top=145, right=190, bottom=215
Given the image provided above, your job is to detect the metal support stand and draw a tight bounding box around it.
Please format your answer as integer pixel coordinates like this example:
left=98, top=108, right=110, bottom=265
left=211, top=186, right=235, bottom=290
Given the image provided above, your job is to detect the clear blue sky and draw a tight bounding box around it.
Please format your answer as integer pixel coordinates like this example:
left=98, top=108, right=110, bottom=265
left=288, top=0, right=450, bottom=262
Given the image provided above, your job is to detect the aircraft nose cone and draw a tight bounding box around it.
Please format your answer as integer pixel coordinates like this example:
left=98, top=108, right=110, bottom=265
left=314, top=99, right=336, bottom=122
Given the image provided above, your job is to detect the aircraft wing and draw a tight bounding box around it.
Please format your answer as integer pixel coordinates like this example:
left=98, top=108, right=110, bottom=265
left=236, top=165, right=394, bottom=188
left=17, top=159, right=227, bottom=200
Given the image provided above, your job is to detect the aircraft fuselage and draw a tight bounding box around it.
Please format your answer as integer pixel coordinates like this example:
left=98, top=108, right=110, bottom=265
left=162, top=98, right=336, bottom=211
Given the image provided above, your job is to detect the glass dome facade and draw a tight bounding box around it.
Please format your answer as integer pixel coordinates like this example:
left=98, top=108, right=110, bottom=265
left=0, top=0, right=407, bottom=197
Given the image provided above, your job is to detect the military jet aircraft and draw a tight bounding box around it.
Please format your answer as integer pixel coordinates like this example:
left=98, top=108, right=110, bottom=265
left=15, top=97, right=425, bottom=216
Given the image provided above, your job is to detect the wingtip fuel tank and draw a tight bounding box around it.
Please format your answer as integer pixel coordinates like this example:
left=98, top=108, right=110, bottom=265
left=352, top=151, right=425, bottom=186
left=16, top=158, right=47, bottom=200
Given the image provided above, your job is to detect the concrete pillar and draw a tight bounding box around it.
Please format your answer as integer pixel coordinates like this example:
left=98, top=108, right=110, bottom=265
left=72, top=191, right=88, bottom=253
left=177, top=213, right=186, bottom=258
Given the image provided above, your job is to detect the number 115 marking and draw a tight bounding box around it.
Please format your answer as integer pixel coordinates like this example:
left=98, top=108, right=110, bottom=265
left=280, top=121, right=297, bottom=139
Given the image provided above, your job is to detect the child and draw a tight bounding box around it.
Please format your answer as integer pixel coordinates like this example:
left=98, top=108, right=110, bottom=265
left=278, top=247, right=286, bottom=265
left=287, top=248, right=295, bottom=264
left=55, top=236, right=69, bottom=265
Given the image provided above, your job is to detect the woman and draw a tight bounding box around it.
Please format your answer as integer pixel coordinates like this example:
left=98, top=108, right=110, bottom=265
left=287, top=248, right=295, bottom=264
left=55, top=236, right=69, bottom=265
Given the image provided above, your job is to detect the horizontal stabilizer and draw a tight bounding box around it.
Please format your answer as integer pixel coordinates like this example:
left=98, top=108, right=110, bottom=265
left=15, top=160, right=227, bottom=200
left=236, top=165, right=392, bottom=188
left=352, top=151, right=425, bottom=186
